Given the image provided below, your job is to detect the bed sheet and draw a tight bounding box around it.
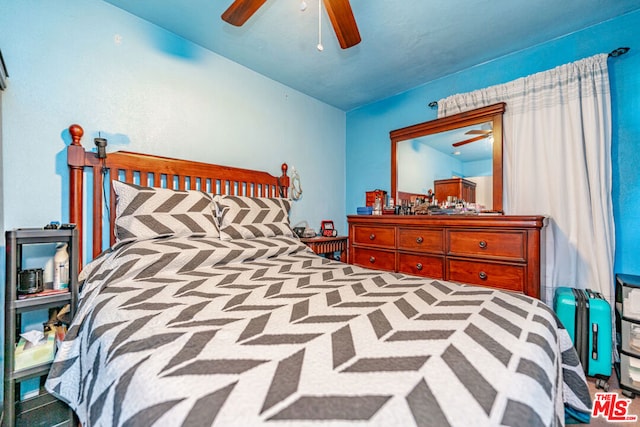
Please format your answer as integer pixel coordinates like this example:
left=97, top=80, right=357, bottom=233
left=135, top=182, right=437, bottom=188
left=45, top=236, right=591, bottom=426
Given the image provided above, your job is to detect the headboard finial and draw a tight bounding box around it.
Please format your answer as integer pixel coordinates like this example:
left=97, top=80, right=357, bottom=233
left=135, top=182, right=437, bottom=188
left=281, top=163, right=288, bottom=176
left=69, top=124, right=84, bottom=146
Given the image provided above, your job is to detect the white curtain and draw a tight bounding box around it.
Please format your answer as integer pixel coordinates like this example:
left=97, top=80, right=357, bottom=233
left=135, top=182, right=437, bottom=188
left=438, top=54, right=614, bottom=306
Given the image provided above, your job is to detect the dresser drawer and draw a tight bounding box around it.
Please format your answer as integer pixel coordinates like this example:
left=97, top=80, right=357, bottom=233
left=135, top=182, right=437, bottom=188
left=347, top=215, right=544, bottom=298
left=398, top=253, right=444, bottom=279
left=398, top=228, right=444, bottom=253
left=352, top=225, right=395, bottom=248
left=447, top=230, right=525, bottom=261
left=447, top=259, right=525, bottom=292
left=351, top=247, right=395, bottom=271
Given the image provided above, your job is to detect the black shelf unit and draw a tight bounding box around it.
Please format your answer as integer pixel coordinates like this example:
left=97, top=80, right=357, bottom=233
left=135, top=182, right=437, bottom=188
left=615, top=273, right=640, bottom=399
left=3, top=228, right=79, bottom=426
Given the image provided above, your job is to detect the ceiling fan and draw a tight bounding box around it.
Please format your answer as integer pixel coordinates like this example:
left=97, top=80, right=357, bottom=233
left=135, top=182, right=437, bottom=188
left=452, top=129, right=493, bottom=147
left=221, top=0, right=361, bottom=49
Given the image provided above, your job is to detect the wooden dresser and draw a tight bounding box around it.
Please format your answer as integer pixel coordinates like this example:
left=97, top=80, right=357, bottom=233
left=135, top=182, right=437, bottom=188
left=347, top=215, right=546, bottom=298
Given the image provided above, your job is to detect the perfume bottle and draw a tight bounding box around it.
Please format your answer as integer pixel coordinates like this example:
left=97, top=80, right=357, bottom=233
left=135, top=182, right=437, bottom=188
left=373, top=197, right=382, bottom=215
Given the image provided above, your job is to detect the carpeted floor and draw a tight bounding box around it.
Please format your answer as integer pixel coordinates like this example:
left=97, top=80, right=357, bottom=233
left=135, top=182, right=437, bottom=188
left=576, top=374, right=640, bottom=426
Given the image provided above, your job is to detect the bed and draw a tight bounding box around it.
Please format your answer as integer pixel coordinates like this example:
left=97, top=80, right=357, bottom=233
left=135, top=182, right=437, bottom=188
left=45, top=124, right=592, bottom=426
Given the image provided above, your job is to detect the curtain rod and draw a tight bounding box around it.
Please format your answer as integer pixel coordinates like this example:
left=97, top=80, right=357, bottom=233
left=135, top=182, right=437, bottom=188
left=427, top=47, right=631, bottom=108
left=608, top=47, right=630, bottom=57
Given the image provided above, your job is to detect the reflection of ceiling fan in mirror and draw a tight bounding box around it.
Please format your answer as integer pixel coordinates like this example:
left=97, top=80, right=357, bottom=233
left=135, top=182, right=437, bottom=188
left=221, top=0, right=361, bottom=49
left=452, top=129, right=493, bottom=147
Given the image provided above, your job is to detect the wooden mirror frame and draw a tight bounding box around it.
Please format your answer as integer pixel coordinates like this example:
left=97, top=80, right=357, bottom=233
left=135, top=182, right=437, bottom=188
left=390, top=102, right=506, bottom=212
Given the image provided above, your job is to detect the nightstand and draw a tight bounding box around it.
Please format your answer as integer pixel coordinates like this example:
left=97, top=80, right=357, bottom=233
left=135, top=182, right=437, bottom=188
left=300, top=236, right=348, bottom=261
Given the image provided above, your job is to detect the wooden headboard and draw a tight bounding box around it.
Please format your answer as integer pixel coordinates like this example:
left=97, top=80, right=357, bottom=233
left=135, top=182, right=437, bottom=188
left=67, top=124, right=289, bottom=266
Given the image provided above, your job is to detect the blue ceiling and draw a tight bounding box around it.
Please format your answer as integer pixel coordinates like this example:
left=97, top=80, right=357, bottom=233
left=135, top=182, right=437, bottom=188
left=103, top=0, right=640, bottom=111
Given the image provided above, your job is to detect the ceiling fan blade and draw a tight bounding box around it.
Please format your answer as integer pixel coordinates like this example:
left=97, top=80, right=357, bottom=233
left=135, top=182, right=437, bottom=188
left=322, top=0, right=361, bottom=49
left=452, top=134, right=489, bottom=147
left=465, top=129, right=492, bottom=135
left=222, top=0, right=267, bottom=26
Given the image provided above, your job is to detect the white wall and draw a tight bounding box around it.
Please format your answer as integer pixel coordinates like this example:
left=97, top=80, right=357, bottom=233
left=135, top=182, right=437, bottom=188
left=0, top=0, right=346, bottom=235
left=467, top=176, right=492, bottom=209
left=397, top=139, right=463, bottom=196
left=0, top=0, right=346, bottom=400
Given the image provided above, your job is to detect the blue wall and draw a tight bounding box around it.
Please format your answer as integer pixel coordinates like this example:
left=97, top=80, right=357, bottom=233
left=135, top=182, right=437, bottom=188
left=346, top=10, right=640, bottom=277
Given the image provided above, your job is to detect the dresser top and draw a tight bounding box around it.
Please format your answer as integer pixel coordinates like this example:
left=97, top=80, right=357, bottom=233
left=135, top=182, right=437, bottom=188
left=347, top=214, right=547, bottom=229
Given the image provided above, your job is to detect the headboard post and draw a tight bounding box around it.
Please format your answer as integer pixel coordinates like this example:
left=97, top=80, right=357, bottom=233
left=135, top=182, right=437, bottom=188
left=279, top=163, right=289, bottom=198
left=68, top=124, right=86, bottom=267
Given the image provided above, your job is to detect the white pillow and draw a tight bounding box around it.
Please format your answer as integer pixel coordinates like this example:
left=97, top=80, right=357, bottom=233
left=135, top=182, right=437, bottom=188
left=113, top=181, right=219, bottom=242
left=213, top=195, right=293, bottom=240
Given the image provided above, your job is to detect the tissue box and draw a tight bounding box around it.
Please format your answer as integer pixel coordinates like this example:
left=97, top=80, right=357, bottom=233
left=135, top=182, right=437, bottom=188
left=14, top=330, right=55, bottom=371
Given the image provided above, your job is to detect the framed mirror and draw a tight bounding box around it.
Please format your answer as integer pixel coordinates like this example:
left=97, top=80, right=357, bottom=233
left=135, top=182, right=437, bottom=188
left=390, top=103, right=505, bottom=212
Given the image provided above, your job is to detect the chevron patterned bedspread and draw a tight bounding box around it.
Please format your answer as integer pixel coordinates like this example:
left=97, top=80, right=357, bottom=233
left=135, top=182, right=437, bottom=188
left=45, top=236, right=592, bottom=426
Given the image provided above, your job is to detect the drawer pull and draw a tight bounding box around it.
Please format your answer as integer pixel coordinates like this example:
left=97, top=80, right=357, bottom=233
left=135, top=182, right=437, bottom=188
left=416, top=263, right=423, bottom=271
left=416, top=236, right=423, bottom=244
left=369, top=234, right=376, bottom=241
left=369, top=256, right=376, bottom=263
left=478, top=240, right=488, bottom=249
left=479, top=271, right=488, bottom=280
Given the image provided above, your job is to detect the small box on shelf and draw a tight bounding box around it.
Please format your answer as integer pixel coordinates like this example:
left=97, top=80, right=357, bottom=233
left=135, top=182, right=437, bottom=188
left=14, top=330, right=56, bottom=372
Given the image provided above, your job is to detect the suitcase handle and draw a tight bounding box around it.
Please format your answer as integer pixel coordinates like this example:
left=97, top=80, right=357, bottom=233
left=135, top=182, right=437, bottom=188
left=571, top=288, right=590, bottom=371
left=586, top=289, right=600, bottom=360
left=592, top=322, right=598, bottom=360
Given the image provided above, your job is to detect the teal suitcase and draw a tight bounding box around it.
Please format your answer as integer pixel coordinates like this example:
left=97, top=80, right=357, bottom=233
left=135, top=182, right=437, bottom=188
left=554, top=287, right=612, bottom=389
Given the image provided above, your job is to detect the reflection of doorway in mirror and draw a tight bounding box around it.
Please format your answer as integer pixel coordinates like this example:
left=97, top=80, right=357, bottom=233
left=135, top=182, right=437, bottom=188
left=467, top=176, right=492, bottom=210
left=396, top=127, right=494, bottom=206
left=397, top=139, right=462, bottom=195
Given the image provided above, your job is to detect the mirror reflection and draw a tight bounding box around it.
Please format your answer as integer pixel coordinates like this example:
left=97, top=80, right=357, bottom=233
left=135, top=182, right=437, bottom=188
left=390, top=102, right=505, bottom=212
left=397, top=121, right=494, bottom=209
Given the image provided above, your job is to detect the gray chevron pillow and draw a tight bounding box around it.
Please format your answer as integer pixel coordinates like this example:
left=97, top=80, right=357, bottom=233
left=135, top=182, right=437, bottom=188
left=213, top=195, right=294, bottom=240
left=113, top=181, right=219, bottom=242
